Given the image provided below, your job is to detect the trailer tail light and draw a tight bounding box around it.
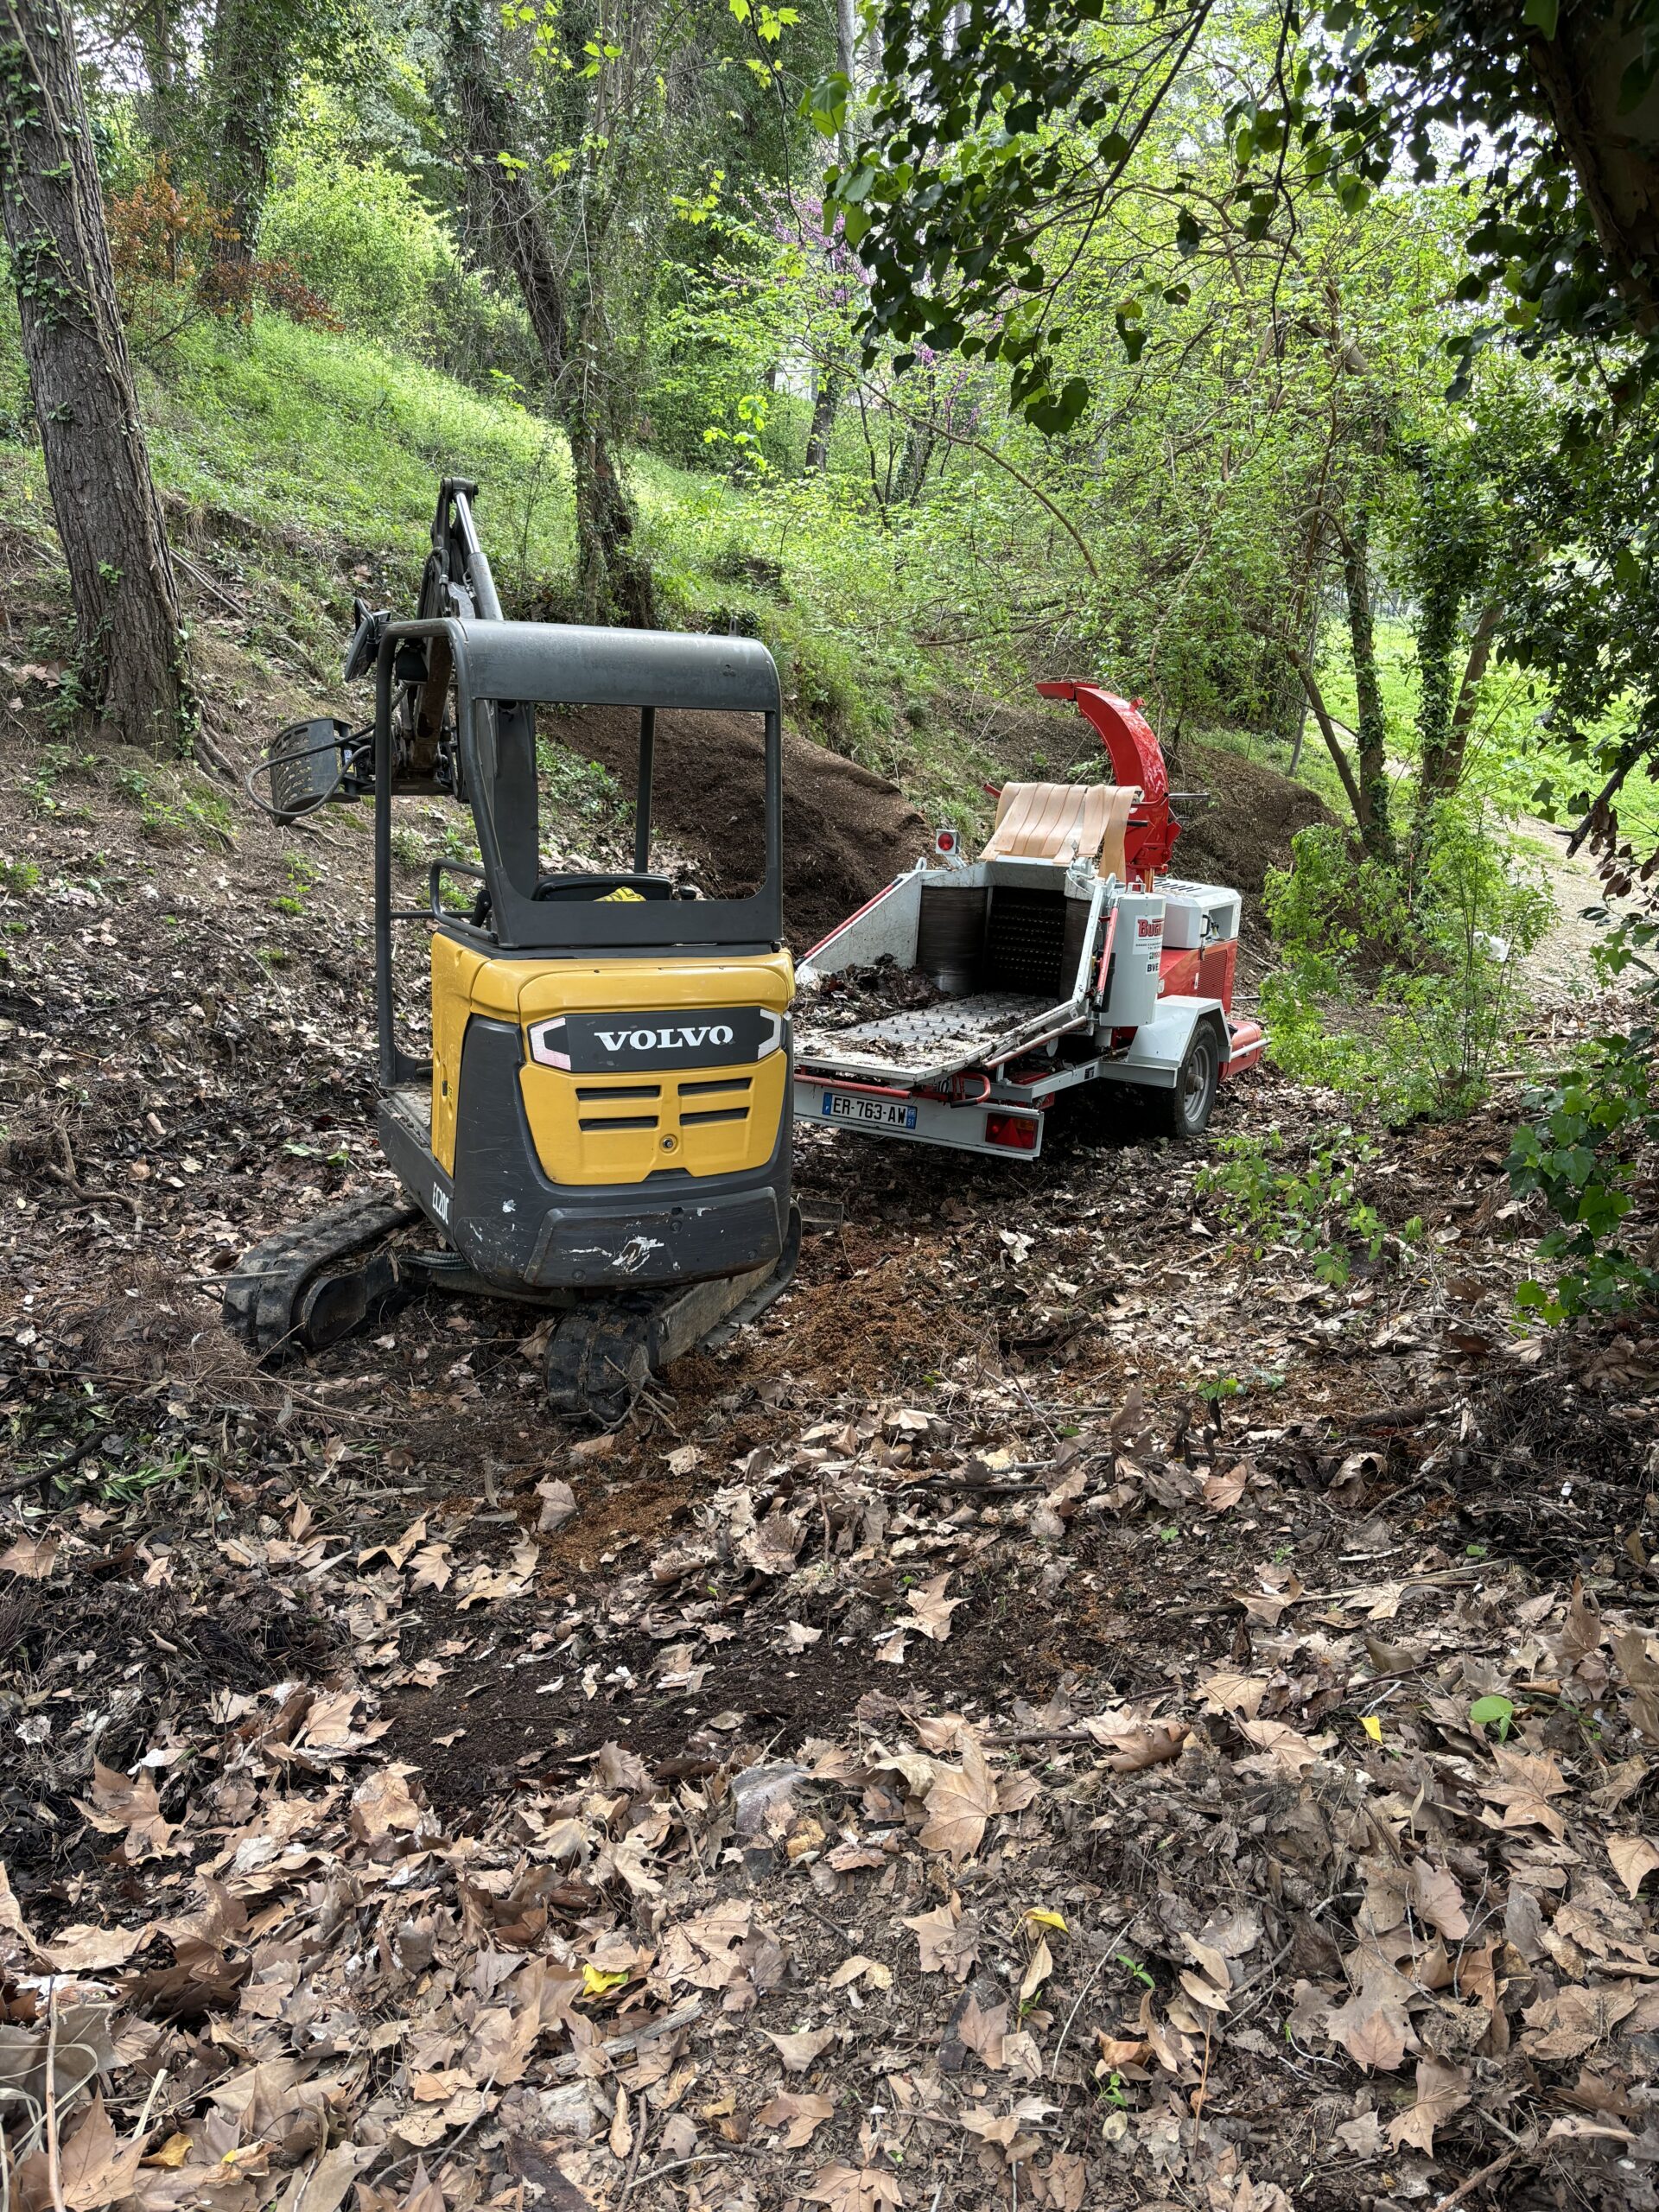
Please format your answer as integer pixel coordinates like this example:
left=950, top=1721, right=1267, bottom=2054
left=984, top=1112, right=1039, bottom=1152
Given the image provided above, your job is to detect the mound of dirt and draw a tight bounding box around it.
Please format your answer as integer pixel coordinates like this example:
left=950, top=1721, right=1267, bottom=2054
left=1176, top=739, right=1333, bottom=900
left=549, top=705, right=928, bottom=952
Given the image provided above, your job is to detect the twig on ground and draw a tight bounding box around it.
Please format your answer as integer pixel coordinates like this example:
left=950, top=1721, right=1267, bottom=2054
left=44, top=1993, right=67, bottom=2212
left=1429, top=2147, right=1518, bottom=2212
left=371, top=2071, right=499, bottom=2187
left=173, top=550, right=245, bottom=616
left=615, top=2107, right=651, bottom=2211
left=626, top=2152, right=744, bottom=2193
left=0, top=1427, right=112, bottom=1502
left=1344, top=1401, right=1453, bottom=1433
left=1057, top=1946, right=1110, bottom=2079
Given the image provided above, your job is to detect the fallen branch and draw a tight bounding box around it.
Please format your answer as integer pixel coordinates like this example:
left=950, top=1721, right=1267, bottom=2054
left=2, top=1427, right=112, bottom=1502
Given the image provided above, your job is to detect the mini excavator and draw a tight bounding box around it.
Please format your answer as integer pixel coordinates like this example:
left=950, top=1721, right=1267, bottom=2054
left=226, top=480, right=798, bottom=1421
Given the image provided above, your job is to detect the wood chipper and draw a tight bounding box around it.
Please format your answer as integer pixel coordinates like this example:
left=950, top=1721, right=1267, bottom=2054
left=792, top=682, right=1264, bottom=1157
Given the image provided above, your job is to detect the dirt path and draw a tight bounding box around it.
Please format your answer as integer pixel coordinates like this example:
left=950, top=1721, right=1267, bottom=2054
left=1512, top=813, right=1625, bottom=1003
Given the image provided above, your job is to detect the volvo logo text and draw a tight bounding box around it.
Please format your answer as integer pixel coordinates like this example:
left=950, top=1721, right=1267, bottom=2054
left=594, top=1024, right=734, bottom=1052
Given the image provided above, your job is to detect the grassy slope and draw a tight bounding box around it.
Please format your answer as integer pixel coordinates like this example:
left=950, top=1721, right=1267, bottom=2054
left=14, top=299, right=1602, bottom=858
left=1, top=307, right=1015, bottom=823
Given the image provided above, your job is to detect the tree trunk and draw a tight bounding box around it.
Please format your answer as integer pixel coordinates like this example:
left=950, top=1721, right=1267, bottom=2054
left=836, top=0, right=857, bottom=102
left=446, top=8, right=654, bottom=627
left=1341, top=516, right=1395, bottom=862
left=1287, top=647, right=1367, bottom=828
left=0, top=0, right=188, bottom=753
left=134, top=0, right=185, bottom=156
left=1526, top=15, right=1659, bottom=337
left=203, top=0, right=300, bottom=283
left=801, top=0, right=857, bottom=479
left=1436, top=597, right=1502, bottom=797
left=804, top=365, right=840, bottom=472
left=893, top=417, right=934, bottom=502
left=1409, top=554, right=1463, bottom=854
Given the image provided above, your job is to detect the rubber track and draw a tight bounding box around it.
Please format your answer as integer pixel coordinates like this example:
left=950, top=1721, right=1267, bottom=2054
left=543, top=1303, right=652, bottom=1426
left=223, top=1192, right=423, bottom=1358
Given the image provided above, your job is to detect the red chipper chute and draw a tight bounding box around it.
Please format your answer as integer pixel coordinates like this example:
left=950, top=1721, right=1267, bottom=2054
left=1035, top=679, right=1179, bottom=882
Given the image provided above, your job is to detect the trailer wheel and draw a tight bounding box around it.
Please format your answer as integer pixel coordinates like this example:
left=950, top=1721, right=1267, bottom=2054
left=1148, top=1022, right=1221, bottom=1140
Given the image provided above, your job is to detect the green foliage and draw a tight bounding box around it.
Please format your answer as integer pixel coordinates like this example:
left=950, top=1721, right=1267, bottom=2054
left=1468, top=1694, right=1516, bottom=1739
left=536, top=737, right=626, bottom=832
left=1262, top=803, right=1552, bottom=1117
left=1198, top=1126, right=1414, bottom=1288
left=1507, top=1033, right=1659, bottom=1322
left=260, top=151, right=454, bottom=342
left=115, top=761, right=237, bottom=849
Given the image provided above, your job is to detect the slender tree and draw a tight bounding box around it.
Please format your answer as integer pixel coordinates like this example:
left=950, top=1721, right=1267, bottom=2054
left=0, top=0, right=189, bottom=753
left=802, top=0, right=858, bottom=472
left=1339, top=506, right=1396, bottom=862
left=446, top=0, right=656, bottom=626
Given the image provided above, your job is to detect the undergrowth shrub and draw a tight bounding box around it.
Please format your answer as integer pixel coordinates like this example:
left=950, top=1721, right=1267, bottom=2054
left=109, top=160, right=341, bottom=345
left=1507, top=1029, right=1659, bottom=1320
left=260, top=156, right=453, bottom=346
left=1198, top=1126, right=1421, bottom=1287
left=1262, top=800, right=1551, bottom=1118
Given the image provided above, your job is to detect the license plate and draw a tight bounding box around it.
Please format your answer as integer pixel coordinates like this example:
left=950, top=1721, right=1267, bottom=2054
left=821, top=1089, right=917, bottom=1130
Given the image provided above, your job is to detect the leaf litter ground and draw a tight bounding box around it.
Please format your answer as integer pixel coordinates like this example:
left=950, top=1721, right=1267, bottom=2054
left=3, top=719, right=1659, bottom=2212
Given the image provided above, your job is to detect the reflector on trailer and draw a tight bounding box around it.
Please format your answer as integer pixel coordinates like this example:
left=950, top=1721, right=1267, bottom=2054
left=984, top=1112, right=1039, bottom=1152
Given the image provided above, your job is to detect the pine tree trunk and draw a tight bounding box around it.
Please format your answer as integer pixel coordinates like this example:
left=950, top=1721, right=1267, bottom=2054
left=447, top=7, right=654, bottom=627
left=0, top=0, right=188, bottom=754
left=1341, top=516, right=1395, bottom=863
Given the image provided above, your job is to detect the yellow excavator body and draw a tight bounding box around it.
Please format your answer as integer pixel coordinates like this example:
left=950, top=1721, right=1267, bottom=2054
left=429, top=934, right=794, bottom=1187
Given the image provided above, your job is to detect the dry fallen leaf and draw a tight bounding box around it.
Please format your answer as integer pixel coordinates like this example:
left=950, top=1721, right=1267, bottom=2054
left=1034, top=2150, right=1087, bottom=2210
left=804, top=2164, right=904, bottom=2212
left=1095, top=2034, right=1149, bottom=2069
left=1521, top=1981, right=1637, bottom=2060
left=1479, top=1745, right=1570, bottom=1840
left=1202, top=1466, right=1247, bottom=1510
left=1408, top=1857, right=1470, bottom=1943
left=958, top=2109, right=1021, bottom=2147
left=906, top=1571, right=963, bottom=1643
left=955, top=1993, right=1008, bottom=2069
left=918, top=1740, right=998, bottom=1863
left=1387, top=2058, right=1470, bottom=2155
left=1090, top=1721, right=1190, bottom=1773
left=0, top=1532, right=60, bottom=1580
left=901, top=1897, right=980, bottom=1980
left=765, top=2026, right=836, bottom=2072
left=350, top=1770, right=424, bottom=1843
left=74, top=1762, right=179, bottom=1860
left=535, top=1478, right=577, bottom=1534
left=755, top=2091, right=835, bottom=2148
left=1326, top=1979, right=1409, bottom=2073
left=1198, top=1671, right=1267, bottom=1719
left=41, top=1923, right=152, bottom=1974
left=50, top=2094, right=147, bottom=2210
left=1607, top=1835, right=1659, bottom=1898
left=1019, top=1936, right=1055, bottom=2005
left=0, top=1860, right=29, bottom=1941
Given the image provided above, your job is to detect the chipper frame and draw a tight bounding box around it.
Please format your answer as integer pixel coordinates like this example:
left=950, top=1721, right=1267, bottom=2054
left=226, top=480, right=798, bottom=1421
